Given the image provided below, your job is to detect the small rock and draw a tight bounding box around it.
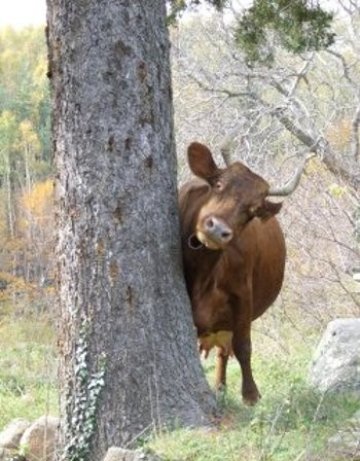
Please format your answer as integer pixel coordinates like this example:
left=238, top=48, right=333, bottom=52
left=0, top=447, right=10, bottom=461
left=327, top=409, right=360, bottom=459
left=20, top=415, right=59, bottom=461
left=1, top=447, right=17, bottom=461
left=0, top=419, right=30, bottom=450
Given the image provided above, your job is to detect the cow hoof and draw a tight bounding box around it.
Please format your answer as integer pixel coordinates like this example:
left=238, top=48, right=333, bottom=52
left=215, top=384, right=227, bottom=402
left=242, top=391, right=261, bottom=406
left=215, top=383, right=227, bottom=393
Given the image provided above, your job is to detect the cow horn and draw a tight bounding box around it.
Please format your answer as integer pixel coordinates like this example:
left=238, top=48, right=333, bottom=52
left=220, top=143, right=232, bottom=166
left=267, top=153, right=315, bottom=197
left=220, top=132, right=238, bottom=166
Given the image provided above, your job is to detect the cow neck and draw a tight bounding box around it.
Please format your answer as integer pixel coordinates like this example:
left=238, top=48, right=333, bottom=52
left=184, top=235, right=224, bottom=290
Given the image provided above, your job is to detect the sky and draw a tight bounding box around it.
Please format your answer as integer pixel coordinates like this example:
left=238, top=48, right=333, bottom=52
left=0, top=0, right=46, bottom=27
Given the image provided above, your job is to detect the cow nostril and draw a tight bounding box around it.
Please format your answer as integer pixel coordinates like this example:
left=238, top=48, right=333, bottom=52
left=221, top=230, right=232, bottom=240
left=205, top=217, right=214, bottom=229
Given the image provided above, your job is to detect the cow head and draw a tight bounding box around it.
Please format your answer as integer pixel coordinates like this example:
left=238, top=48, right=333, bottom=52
left=187, top=142, right=305, bottom=250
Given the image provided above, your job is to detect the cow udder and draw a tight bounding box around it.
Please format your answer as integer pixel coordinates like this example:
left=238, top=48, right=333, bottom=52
left=198, top=330, right=233, bottom=358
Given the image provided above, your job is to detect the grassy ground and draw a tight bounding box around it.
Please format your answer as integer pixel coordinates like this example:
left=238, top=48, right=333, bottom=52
left=0, top=314, right=58, bottom=428
left=147, top=318, right=359, bottom=461
left=0, top=309, right=358, bottom=461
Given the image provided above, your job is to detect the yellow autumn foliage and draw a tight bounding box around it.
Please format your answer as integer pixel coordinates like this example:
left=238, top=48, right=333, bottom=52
left=0, top=110, right=17, bottom=145
left=0, top=270, right=36, bottom=303
left=0, top=268, right=55, bottom=311
left=326, top=118, right=352, bottom=151
left=17, top=120, right=41, bottom=154
left=33, top=58, right=48, bottom=86
left=19, top=179, right=54, bottom=234
left=328, top=183, right=347, bottom=198
left=303, top=155, right=327, bottom=176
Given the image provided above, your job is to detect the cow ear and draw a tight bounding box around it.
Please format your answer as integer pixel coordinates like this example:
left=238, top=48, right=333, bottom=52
left=255, top=200, right=282, bottom=221
left=187, top=142, right=219, bottom=180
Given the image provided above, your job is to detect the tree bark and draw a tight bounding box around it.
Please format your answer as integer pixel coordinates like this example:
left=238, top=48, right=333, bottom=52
left=4, top=154, right=14, bottom=239
left=46, top=1, right=216, bottom=460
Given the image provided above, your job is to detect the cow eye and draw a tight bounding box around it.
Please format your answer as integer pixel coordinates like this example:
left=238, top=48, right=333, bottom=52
left=239, top=211, right=254, bottom=225
left=238, top=213, right=249, bottom=224
left=214, top=180, right=223, bottom=191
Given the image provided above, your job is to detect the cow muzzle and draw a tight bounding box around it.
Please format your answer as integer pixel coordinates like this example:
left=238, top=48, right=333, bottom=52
left=197, top=216, right=233, bottom=249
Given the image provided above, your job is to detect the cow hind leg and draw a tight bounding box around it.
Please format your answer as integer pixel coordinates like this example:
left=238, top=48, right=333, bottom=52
left=233, top=337, right=261, bottom=405
left=215, top=348, right=229, bottom=391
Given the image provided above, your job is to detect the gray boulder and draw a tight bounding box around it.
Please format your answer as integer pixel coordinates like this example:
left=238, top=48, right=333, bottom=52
left=309, top=318, right=360, bottom=393
left=0, top=447, right=12, bottom=461
left=20, top=415, right=59, bottom=461
left=103, top=447, right=162, bottom=461
left=0, top=419, right=30, bottom=450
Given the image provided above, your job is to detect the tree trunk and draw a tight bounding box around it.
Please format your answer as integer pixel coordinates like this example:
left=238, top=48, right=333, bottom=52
left=46, top=1, right=216, bottom=460
left=4, top=153, right=14, bottom=240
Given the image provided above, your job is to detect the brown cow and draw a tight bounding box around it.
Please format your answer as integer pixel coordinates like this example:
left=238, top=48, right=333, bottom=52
left=179, top=142, right=309, bottom=405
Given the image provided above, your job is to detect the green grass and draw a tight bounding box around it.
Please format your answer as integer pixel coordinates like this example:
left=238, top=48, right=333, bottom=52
left=0, top=308, right=358, bottom=461
left=0, top=315, right=58, bottom=428
left=147, top=326, right=359, bottom=461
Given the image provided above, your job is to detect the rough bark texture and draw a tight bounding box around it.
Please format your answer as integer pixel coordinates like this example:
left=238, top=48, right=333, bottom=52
left=46, top=1, right=216, bottom=460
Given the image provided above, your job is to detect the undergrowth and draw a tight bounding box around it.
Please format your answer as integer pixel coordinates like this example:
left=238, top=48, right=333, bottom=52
left=147, top=322, right=359, bottom=461
left=0, top=314, right=58, bottom=427
left=0, top=307, right=358, bottom=461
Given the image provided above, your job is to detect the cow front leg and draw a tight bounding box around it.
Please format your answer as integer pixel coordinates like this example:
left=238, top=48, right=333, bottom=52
left=232, top=337, right=261, bottom=405
left=215, top=347, right=229, bottom=391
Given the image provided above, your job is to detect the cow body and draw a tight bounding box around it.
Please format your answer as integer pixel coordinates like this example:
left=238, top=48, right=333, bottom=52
left=179, top=143, right=287, bottom=405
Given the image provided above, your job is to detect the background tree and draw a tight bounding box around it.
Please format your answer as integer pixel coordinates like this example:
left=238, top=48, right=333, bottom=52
left=46, top=1, right=216, bottom=459
left=0, top=26, right=52, bottom=284
left=171, top=0, right=360, bottom=326
left=0, top=110, right=17, bottom=239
